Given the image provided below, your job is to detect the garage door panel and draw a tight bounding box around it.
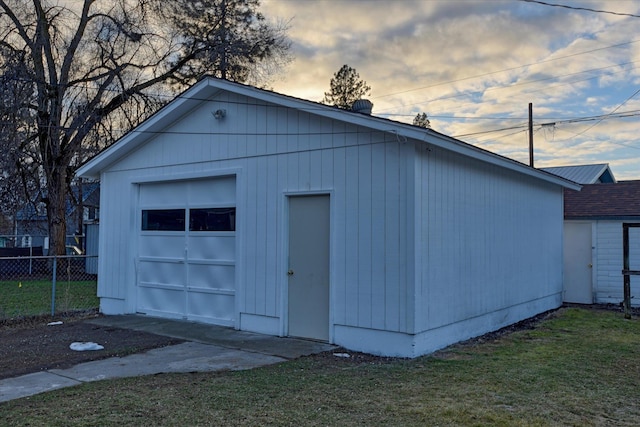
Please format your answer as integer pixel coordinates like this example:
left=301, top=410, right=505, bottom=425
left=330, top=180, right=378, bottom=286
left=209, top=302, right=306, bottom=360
left=188, top=176, right=235, bottom=205
left=137, top=177, right=236, bottom=326
left=187, top=292, right=235, bottom=325
left=139, top=260, right=184, bottom=286
left=139, top=235, right=185, bottom=258
left=189, top=264, right=235, bottom=291
left=188, top=235, right=235, bottom=260
left=139, top=181, right=188, bottom=205
left=137, top=286, right=184, bottom=315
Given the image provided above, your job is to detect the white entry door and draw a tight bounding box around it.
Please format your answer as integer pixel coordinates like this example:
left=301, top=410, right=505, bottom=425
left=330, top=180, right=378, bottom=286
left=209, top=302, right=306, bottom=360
left=288, top=195, right=330, bottom=341
left=136, top=177, right=236, bottom=325
left=563, top=222, right=593, bottom=304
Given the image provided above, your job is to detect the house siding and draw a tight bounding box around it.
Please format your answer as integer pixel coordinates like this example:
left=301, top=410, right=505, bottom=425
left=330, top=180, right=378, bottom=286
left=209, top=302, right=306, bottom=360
left=593, top=220, right=640, bottom=305
left=97, top=92, right=414, bottom=335
left=414, top=144, right=564, bottom=343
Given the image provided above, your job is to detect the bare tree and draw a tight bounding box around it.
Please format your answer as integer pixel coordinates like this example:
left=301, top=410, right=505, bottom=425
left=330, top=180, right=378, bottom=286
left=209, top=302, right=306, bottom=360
left=322, top=64, right=371, bottom=110
left=0, top=0, right=290, bottom=255
left=0, top=50, right=40, bottom=229
left=413, top=112, right=431, bottom=129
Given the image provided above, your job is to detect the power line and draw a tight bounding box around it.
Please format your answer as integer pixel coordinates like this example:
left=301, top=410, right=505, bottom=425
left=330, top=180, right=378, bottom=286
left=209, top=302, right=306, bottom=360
left=550, top=87, right=640, bottom=141
left=373, top=39, right=640, bottom=100
left=450, top=109, right=640, bottom=139
left=376, top=59, right=639, bottom=114
left=520, top=0, right=640, bottom=19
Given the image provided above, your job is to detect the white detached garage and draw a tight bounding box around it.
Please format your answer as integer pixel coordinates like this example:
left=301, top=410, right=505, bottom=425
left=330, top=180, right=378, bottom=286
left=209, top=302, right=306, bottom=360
left=77, top=77, right=579, bottom=357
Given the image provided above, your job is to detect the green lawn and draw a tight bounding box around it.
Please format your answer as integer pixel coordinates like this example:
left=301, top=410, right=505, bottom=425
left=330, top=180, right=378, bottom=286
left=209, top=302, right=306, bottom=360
left=2, top=307, right=639, bottom=426
left=0, top=279, right=98, bottom=318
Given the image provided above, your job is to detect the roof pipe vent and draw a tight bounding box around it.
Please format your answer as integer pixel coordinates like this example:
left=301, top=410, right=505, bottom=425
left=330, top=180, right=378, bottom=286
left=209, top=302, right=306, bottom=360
left=351, top=99, right=373, bottom=115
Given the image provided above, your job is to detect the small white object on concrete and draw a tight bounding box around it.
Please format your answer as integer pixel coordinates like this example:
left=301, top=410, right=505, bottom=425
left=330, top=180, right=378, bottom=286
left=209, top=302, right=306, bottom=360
left=47, top=321, right=63, bottom=326
left=70, top=342, right=104, bottom=351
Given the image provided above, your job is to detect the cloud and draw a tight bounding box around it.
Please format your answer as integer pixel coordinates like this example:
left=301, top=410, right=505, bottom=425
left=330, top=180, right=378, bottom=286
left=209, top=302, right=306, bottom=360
left=261, top=0, right=640, bottom=178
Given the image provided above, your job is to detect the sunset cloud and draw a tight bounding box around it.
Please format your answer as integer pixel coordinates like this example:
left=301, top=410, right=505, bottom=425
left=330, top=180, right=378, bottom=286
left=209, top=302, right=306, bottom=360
left=262, top=0, right=640, bottom=179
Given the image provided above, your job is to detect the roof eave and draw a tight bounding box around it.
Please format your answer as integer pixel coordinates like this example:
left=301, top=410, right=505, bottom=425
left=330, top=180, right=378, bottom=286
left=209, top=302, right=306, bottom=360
left=77, top=77, right=581, bottom=190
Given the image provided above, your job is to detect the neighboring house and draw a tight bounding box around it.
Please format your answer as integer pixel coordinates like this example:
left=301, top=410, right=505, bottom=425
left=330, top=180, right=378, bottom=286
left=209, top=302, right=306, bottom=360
left=14, top=182, right=100, bottom=252
left=562, top=180, right=640, bottom=306
left=541, top=163, right=616, bottom=184
left=77, top=77, right=579, bottom=357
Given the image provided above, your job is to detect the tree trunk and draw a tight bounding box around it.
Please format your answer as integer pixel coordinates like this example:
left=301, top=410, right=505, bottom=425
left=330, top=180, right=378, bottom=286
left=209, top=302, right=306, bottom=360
left=46, top=166, right=68, bottom=256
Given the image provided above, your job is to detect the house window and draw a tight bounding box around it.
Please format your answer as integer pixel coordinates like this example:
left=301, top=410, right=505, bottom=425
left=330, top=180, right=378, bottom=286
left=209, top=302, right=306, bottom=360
left=141, top=209, right=185, bottom=231
left=189, top=207, right=236, bottom=231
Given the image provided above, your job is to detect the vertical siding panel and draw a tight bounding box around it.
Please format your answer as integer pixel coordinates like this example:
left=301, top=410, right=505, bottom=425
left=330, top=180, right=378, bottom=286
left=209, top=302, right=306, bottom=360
left=286, top=153, right=298, bottom=192
left=240, top=102, right=254, bottom=159
left=254, top=157, right=268, bottom=315
left=254, top=104, right=267, bottom=157
left=344, top=145, right=359, bottom=325
left=332, top=121, right=346, bottom=148
left=276, top=108, right=288, bottom=154
left=309, top=150, right=322, bottom=188
left=265, top=155, right=279, bottom=316
left=289, top=111, right=302, bottom=153
left=321, top=149, right=333, bottom=190
left=414, top=145, right=425, bottom=326
left=357, top=141, right=372, bottom=328
left=594, top=221, right=639, bottom=303
left=384, top=141, right=401, bottom=331
left=244, top=158, right=258, bottom=314
left=321, top=117, right=333, bottom=150
left=297, top=112, right=310, bottom=153
left=333, top=148, right=347, bottom=325
left=370, top=143, right=386, bottom=330
left=298, top=150, right=311, bottom=189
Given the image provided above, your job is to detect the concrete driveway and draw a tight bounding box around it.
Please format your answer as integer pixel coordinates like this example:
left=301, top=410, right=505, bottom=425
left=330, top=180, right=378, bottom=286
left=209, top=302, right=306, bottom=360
left=0, top=315, right=337, bottom=403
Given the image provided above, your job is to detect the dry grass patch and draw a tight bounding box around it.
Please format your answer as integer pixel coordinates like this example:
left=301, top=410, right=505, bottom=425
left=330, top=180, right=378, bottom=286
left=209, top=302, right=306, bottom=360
left=2, top=307, right=639, bottom=426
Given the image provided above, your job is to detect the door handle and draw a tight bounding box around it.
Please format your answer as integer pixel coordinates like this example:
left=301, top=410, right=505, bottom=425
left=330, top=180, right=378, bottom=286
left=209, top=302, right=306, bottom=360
left=287, top=269, right=294, bottom=276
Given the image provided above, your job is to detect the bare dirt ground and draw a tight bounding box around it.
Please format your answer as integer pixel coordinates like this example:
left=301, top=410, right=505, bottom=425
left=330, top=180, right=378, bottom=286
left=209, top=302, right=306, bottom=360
left=0, top=311, right=183, bottom=380
left=1, top=304, right=636, bottom=380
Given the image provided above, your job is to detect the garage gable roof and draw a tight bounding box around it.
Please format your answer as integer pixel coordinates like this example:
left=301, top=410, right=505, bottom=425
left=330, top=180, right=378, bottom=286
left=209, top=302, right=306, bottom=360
left=76, top=77, right=579, bottom=190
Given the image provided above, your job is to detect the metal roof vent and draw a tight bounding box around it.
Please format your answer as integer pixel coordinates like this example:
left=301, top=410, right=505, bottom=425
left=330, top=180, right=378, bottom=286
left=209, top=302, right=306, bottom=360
left=351, top=99, right=373, bottom=115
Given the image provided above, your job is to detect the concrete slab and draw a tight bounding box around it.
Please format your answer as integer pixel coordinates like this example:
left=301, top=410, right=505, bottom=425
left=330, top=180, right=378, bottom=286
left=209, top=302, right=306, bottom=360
left=87, top=315, right=337, bottom=359
left=48, top=342, right=286, bottom=382
left=0, top=372, right=81, bottom=403
left=0, top=315, right=338, bottom=403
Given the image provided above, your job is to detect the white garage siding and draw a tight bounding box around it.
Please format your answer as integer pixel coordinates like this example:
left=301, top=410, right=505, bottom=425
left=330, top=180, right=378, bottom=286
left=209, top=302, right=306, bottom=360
left=82, top=78, right=576, bottom=357
left=412, top=146, right=564, bottom=353
left=94, top=91, right=415, bottom=336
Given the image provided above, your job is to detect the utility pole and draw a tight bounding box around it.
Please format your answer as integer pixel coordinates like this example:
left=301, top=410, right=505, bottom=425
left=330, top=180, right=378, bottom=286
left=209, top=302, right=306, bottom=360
left=529, top=103, right=534, bottom=167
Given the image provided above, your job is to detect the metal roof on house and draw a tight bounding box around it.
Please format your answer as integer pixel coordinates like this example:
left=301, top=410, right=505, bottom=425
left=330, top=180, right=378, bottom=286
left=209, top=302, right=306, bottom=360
left=564, top=180, right=640, bottom=220
left=541, top=163, right=616, bottom=184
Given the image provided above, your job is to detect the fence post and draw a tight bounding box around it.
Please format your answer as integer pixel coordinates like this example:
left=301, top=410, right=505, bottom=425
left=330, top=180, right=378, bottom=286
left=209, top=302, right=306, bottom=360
left=51, top=256, right=57, bottom=316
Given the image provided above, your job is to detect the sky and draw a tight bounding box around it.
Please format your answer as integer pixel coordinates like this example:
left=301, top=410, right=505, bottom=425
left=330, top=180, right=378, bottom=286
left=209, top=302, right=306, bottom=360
left=260, top=0, right=640, bottom=180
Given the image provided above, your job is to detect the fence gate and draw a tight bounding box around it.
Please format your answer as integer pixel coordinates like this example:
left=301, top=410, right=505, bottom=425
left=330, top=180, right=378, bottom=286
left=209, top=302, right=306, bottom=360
left=622, top=223, right=640, bottom=319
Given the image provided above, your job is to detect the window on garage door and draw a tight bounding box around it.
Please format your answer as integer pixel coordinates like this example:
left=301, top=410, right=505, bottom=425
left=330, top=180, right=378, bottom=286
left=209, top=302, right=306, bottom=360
left=141, top=209, right=185, bottom=231
left=141, top=208, right=235, bottom=232
left=189, top=207, right=236, bottom=231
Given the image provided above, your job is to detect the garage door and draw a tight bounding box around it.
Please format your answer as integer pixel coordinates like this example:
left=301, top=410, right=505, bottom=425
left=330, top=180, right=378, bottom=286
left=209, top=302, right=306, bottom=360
left=136, top=177, right=236, bottom=326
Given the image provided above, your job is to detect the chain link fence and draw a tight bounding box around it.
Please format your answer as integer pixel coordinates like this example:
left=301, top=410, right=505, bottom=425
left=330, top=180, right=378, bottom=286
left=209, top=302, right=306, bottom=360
left=0, top=254, right=98, bottom=319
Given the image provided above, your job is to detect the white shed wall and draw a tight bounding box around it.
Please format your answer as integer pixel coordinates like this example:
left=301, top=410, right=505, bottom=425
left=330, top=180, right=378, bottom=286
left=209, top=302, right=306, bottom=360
left=92, top=85, right=570, bottom=357
left=592, top=220, right=640, bottom=305
left=96, top=91, right=415, bottom=336
left=414, top=145, right=564, bottom=345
